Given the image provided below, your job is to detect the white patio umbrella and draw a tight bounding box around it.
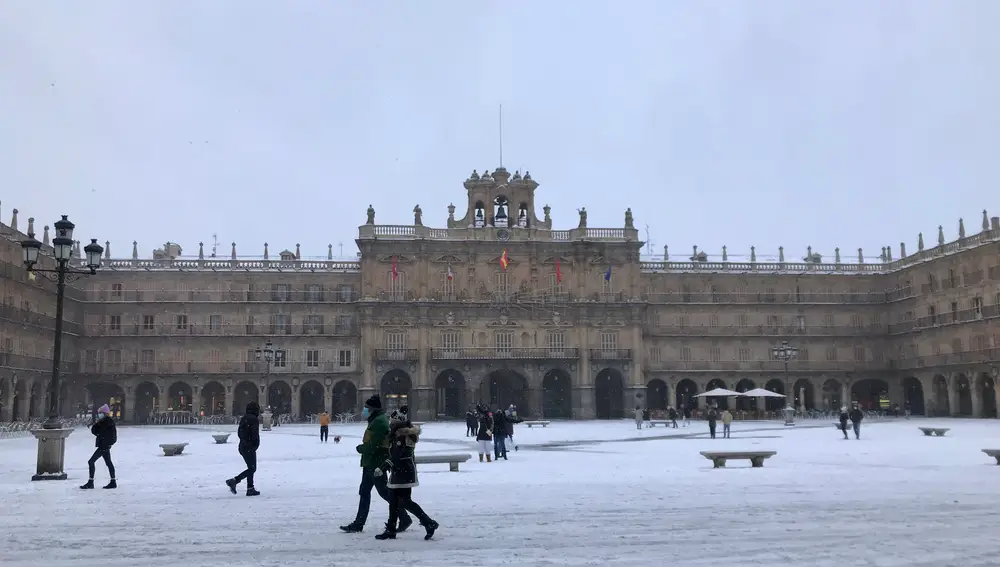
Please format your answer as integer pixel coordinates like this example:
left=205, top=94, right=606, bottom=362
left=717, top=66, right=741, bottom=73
left=695, top=387, right=741, bottom=397
left=739, top=387, right=786, bottom=398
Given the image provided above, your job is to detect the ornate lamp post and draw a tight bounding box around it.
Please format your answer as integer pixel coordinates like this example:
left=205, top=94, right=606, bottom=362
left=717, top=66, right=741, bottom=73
left=255, top=340, right=276, bottom=376
left=255, top=340, right=277, bottom=429
left=21, top=216, right=103, bottom=481
left=771, top=340, right=798, bottom=425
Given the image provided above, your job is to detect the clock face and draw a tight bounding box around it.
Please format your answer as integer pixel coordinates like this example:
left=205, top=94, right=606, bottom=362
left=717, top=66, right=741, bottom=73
left=497, top=228, right=511, bottom=241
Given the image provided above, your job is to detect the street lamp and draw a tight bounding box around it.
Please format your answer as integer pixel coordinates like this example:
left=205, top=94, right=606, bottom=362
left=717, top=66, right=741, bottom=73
left=21, top=216, right=103, bottom=481
left=771, top=340, right=798, bottom=394
left=255, top=340, right=275, bottom=375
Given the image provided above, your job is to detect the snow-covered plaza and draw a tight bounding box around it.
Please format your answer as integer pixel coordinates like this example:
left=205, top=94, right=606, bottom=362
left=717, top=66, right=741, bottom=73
left=2, top=418, right=1000, bottom=566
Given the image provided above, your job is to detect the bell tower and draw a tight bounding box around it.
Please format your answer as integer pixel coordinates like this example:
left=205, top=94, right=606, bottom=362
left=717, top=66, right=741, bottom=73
left=450, top=167, right=549, bottom=231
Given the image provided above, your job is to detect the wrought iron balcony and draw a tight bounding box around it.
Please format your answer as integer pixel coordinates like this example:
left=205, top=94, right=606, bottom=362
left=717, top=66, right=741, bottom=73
left=429, top=347, right=579, bottom=360
left=589, top=349, right=632, bottom=360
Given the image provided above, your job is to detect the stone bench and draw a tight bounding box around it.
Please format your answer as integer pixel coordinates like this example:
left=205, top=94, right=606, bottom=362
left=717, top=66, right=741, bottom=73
left=649, top=420, right=673, bottom=427
left=700, top=451, right=777, bottom=468
left=982, top=449, right=1000, bottom=464
left=919, top=427, right=950, bottom=437
left=414, top=453, right=471, bottom=472
left=159, top=443, right=189, bottom=456
left=523, top=421, right=551, bottom=428
left=212, top=433, right=231, bottom=444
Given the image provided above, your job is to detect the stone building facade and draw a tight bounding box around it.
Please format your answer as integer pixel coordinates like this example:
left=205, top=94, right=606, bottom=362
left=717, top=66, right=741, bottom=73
left=1, top=168, right=999, bottom=422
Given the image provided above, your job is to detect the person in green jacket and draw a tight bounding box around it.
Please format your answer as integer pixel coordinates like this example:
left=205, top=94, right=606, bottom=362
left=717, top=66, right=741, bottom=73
left=340, top=394, right=412, bottom=533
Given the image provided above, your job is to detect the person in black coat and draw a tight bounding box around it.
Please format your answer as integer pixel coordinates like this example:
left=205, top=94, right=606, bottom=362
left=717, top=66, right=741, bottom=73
left=668, top=407, right=679, bottom=428
left=848, top=403, right=864, bottom=440
left=465, top=407, right=477, bottom=437
left=476, top=406, right=493, bottom=463
left=373, top=406, right=438, bottom=541
left=492, top=408, right=509, bottom=460
left=706, top=406, right=719, bottom=439
left=838, top=406, right=850, bottom=439
left=226, top=401, right=261, bottom=496
left=81, top=403, right=117, bottom=490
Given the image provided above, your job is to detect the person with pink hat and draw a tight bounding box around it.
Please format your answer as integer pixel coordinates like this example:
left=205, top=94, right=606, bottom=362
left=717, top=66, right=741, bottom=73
left=81, top=404, right=117, bottom=489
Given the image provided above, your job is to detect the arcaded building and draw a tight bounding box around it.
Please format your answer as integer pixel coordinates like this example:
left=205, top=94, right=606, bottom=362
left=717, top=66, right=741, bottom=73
left=1, top=168, right=999, bottom=422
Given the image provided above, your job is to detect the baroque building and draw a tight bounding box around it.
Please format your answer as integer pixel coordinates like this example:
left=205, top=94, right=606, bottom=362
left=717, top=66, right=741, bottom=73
left=1, top=168, right=999, bottom=422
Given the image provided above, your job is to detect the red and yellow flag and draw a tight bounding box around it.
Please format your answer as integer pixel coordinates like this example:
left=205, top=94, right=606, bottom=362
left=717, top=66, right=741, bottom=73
left=500, top=249, right=509, bottom=271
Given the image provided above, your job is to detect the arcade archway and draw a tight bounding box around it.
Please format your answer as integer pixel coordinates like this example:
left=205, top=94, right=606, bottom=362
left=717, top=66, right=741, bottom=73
left=332, top=380, right=358, bottom=415
left=167, top=381, right=192, bottom=412
left=675, top=379, right=697, bottom=411
left=978, top=373, right=997, bottom=418
left=734, top=378, right=756, bottom=411
left=381, top=370, right=412, bottom=412
left=763, top=379, right=785, bottom=411
left=594, top=368, right=624, bottom=419
left=903, top=377, right=924, bottom=415
left=300, top=380, right=325, bottom=418
left=134, top=381, right=159, bottom=423
left=200, top=381, right=226, bottom=416
left=233, top=380, right=259, bottom=416
left=479, top=369, right=528, bottom=411
left=850, top=378, right=888, bottom=410
left=434, top=370, right=466, bottom=418
left=543, top=369, right=572, bottom=418
left=792, top=379, right=815, bottom=410
left=705, top=378, right=729, bottom=410
left=267, top=380, right=292, bottom=414
left=646, top=379, right=668, bottom=411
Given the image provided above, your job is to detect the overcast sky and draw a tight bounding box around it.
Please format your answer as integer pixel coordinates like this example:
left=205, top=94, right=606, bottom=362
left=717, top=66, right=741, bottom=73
left=1, top=1, right=996, bottom=262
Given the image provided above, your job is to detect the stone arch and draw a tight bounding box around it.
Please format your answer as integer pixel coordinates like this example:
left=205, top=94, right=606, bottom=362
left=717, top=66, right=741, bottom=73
left=675, top=378, right=697, bottom=410
left=200, top=381, right=226, bottom=416
left=479, top=369, right=528, bottom=412
left=233, top=380, right=259, bottom=416
left=764, top=379, right=785, bottom=411
left=850, top=378, right=888, bottom=410
left=903, top=377, right=924, bottom=415
left=932, top=374, right=949, bottom=416
left=978, top=373, right=997, bottom=418
left=167, top=381, right=192, bottom=412
left=734, top=378, right=756, bottom=410
left=134, top=381, right=159, bottom=423
left=87, top=382, right=126, bottom=420
left=955, top=374, right=972, bottom=416
left=0, top=377, right=7, bottom=420
left=332, top=380, right=358, bottom=415
left=821, top=379, right=842, bottom=411
left=267, top=380, right=292, bottom=414
left=543, top=368, right=573, bottom=418
left=30, top=381, right=43, bottom=418
left=792, top=379, right=815, bottom=410
left=646, top=378, right=668, bottom=411
left=12, top=378, right=28, bottom=420
left=299, top=380, right=325, bottom=418
left=705, top=378, right=729, bottom=410
left=381, top=369, right=412, bottom=412
left=594, top=368, right=624, bottom=419
left=434, top=369, right=466, bottom=419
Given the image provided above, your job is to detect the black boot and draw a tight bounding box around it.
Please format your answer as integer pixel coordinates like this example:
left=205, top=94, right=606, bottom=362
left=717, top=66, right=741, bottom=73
left=423, top=519, right=439, bottom=540
left=226, top=478, right=237, bottom=494
left=80, top=479, right=94, bottom=490
left=339, top=523, right=363, bottom=533
left=374, top=528, right=396, bottom=540
left=103, top=479, right=117, bottom=489
left=246, top=487, right=260, bottom=496
left=397, top=515, right=413, bottom=532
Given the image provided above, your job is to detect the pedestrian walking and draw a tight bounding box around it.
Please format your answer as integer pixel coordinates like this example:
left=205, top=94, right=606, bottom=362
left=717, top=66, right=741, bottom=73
left=319, top=411, right=331, bottom=442
left=373, top=406, right=439, bottom=541
left=80, top=404, right=117, bottom=490
left=225, top=401, right=261, bottom=496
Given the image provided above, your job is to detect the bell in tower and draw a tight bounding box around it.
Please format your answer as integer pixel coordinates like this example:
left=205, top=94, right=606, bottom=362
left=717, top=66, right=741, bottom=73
left=494, top=196, right=509, bottom=228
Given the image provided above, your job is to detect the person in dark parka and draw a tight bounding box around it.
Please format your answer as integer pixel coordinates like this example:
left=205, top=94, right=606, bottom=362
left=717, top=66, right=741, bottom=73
left=476, top=405, right=494, bottom=463
left=848, top=403, right=864, bottom=439
left=492, top=408, right=509, bottom=460
left=81, top=403, right=117, bottom=490
left=373, top=406, right=438, bottom=541
left=838, top=406, right=850, bottom=439
left=706, top=405, right=719, bottom=439
left=465, top=407, right=478, bottom=437
left=226, top=401, right=261, bottom=496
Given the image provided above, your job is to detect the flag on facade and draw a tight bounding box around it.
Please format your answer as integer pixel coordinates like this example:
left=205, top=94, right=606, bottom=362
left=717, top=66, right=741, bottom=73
left=604, top=264, right=612, bottom=282
left=446, top=263, right=454, bottom=281
left=500, top=249, right=509, bottom=271
left=555, top=258, right=562, bottom=283
left=392, top=256, right=398, bottom=279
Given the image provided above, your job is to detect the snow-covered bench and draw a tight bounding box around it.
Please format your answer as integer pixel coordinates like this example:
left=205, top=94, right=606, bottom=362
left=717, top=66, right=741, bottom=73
left=523, top=421, right=550, bottom=428
left=159, top=443, right=189, bottom=456
left=982, top=449, right=1000, bottom=464
left=700, top=450, right=776, bottom=468
left=414, top=453, right=471, bottom=472
left=918, top=427, right=950, bottom=437
left=649, top=420, right=673, bottom=427
left=211, top=433, right=231, bottom=444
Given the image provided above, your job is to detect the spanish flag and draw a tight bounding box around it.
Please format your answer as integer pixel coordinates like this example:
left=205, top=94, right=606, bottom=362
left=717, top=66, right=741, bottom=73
left=500, top=249, right=509, bottom=271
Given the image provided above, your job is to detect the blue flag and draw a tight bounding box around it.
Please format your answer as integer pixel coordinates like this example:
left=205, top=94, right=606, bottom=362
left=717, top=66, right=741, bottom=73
left=604, top=264, right=612, bottom=281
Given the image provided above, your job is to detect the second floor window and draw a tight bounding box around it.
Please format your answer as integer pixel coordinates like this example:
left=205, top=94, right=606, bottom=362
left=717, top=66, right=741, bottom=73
left=306, top=284, right=323, bottom=302
left=142, top=315, right=155, bottom=331
left=176, top=315, right=188, bottom=330
left=306, top=349, right=320, bottom=367
left=600, top=331, right=618, bottom=352
left=388, top=271, right=406, bottom=300
left=339, top=349, right=353, bottom=367
left=270, top=314, right=291, bottom=334
left=494, top=331, right=514, bottom=353
left=385, top=331, right=406, bottom=351
left=547, top=331, right=566, bottom=352
left=440, top=330, right=460, bottom=352
left=109, top=315, right=121, bottom=331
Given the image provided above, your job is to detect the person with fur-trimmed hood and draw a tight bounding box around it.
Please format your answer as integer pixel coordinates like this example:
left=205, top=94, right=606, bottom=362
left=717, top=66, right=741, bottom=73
left=475, top=404, right=494, bottom=462
left=373, top=406, right=439, bottom=540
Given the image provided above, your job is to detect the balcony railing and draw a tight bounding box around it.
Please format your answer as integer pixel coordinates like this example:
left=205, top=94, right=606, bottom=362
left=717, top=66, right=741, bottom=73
left=374, top=349, right=420, bottom=361
left=84, top=289, right=360, bottom=303
left=75, top=360, right=357, bottom=375
left=888, top=304, right=999, bottom=334
left=644, top=325, right=885, bottom=337
left=0, top=304, right=84, bottom=335
left=429, top=347, right=579, bottom=360
left=84, top=323, right=359, bottom=338
left=589, top=349, right=633, bottom=361
left=647, top=360, right=891, bottom=372
left=0, top=353, right=74, bottom=373
left=890, top=349, right=1000, bottom=370
left=99, top=258, right=362, bottom=273
left=357, top=224, right=638, bottom=242
left=642, top=291, right=895, bottom=305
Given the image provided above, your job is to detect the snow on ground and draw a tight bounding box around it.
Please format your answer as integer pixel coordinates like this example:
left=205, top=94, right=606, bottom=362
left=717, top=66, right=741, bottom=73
left=2, top=417, right=1000, bottom=566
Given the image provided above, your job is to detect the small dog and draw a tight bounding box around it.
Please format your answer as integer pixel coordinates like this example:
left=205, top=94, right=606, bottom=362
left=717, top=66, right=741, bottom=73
left=333, top=435, right=341, bottom=444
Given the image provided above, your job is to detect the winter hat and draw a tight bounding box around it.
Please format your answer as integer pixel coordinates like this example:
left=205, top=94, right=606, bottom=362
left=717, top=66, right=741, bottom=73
left=365, top=394, right=382, bottom=410
left=398, top=405, right=408, bottom=417
left=98, top=404, right=111, bottom=414
left=841, top=406, right=847, bottom=412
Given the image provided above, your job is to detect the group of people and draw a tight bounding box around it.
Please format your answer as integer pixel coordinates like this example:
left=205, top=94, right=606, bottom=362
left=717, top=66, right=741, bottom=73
left=224, top=395, right=439, bottom=541
left=467, top=403, right=521, bottom=462
left=838, top=403, right=865, bottom=439
left=631, top=406, right=693, bottom=429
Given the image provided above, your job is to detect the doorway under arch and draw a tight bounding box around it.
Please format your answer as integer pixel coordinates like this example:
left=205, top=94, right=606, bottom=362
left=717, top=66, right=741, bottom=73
left=267, top=380, right=292, bottom=414
left=134, top=381, right=159, bottom=423
left=763, top=379, right=785, bottom=411
left=332, top=380, right=358, bottom=415
left=233, top=380, right=259, bottom=416
left=792, top=379, right=815, bottom=410
left=299, top=380, right=325, bottom=418
left=167, top=381, right=192, bottom=412
left=646, top=379, right=668, bottom=411
left=932, top=374, right=949, bottom=416
left=543, top=369, right=572, bottom=418
left=595, top=368, right=624, bottom=419
left=978, top=373, right=997, bottom=418
left=479, top=369, right=528, bottom=412
left=434, top=370, right=466, bottom=418
left=381, top=370, right=412, bottom=412
left=705, top=378, right=729, bottom=410
left=821, top=379, right=842, bottom=411
left=903, top=377, right=924, bottom=415
left=675, top=379, right=697, bottom=411
left=734, top=378, right=756, bottom=410
left=955, top=374, right=972, bottom=416
left=201, top=381, right=226, bottom=416
left=850, top=378, right=888, bottom=410
left=88, top=382, right=126, bottom=420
